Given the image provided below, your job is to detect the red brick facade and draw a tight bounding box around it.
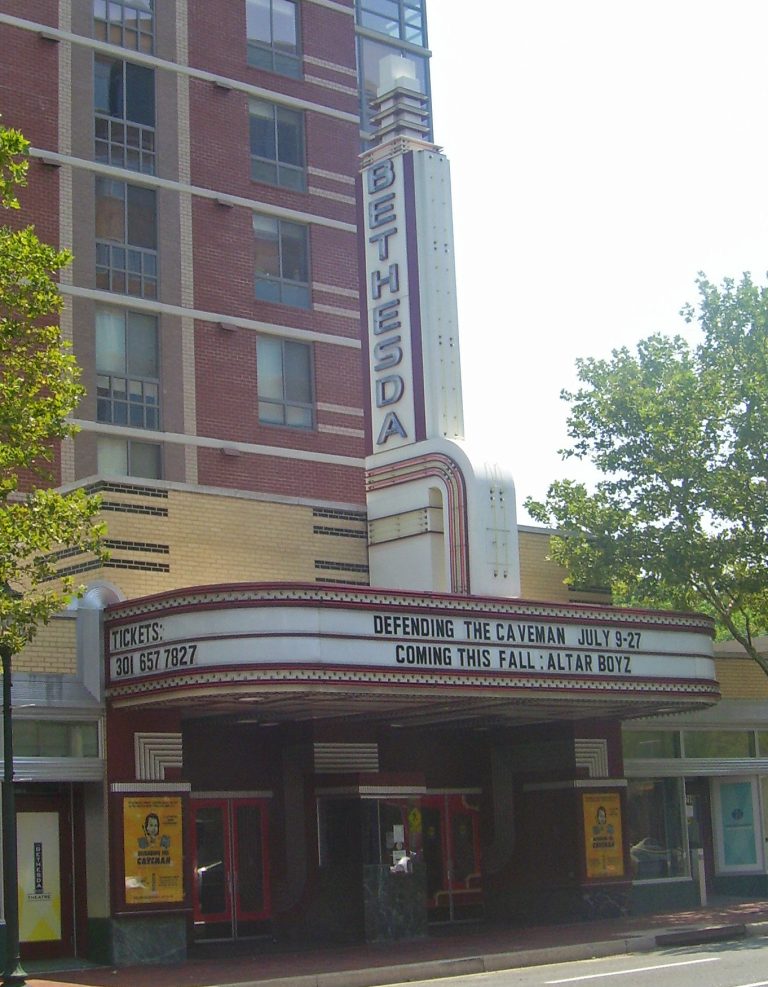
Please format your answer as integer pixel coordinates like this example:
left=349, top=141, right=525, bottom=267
left=0, top=0, right=367, bottom=507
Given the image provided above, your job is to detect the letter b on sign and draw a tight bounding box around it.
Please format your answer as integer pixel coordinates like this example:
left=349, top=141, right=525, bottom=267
left=367, top=159, right=395, bottom=194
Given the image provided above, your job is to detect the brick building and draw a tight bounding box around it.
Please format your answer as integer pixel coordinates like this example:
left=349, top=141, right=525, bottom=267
left=0, top=0, right=743, bottom=969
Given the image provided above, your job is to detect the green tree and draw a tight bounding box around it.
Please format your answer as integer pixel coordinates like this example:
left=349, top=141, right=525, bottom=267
left=525, top=273, right=768, bottom=675
left=0, top=124, right=105, bottom=654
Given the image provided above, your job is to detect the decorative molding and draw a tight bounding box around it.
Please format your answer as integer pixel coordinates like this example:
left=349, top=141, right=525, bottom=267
left=111, top=781, right=190, bottom=793
left=134, top=732, right=183, bottom=781
left=523, top=780, right=628, bottom=792
left=314, top=743, right=379, bottom=772
left=575, top=738, right=609, bottom=778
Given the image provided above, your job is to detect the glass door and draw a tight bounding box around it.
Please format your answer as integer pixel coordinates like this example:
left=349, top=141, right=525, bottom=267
left=712, top=778, right=763, bottom=874
left=192, top=797, right=270, bottom=940
left=422, top=793, right=482, bottom=922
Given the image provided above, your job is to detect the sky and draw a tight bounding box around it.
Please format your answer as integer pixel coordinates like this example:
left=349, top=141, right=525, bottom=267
left=427, top=1, right=768, bottom=522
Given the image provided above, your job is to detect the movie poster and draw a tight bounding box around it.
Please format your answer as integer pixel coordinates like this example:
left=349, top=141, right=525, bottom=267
left=123, top=796, right=183, bottom=905
left=583, top=792, right=624, bottom=878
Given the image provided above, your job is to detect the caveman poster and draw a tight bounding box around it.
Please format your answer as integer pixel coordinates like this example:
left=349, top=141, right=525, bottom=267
left=583, top=792, right=624, bottom=878
left=123, top=796, right=183, bottom=904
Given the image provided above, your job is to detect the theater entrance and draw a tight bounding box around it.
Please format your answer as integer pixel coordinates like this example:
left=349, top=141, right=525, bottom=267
left=374, top=790, right=483, bottom=923
left=421, top=792, right=483, bottom=921
left=191, top=796, right=271, bottom=940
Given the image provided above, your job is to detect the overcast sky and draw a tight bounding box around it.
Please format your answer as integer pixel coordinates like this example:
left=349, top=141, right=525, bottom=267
left=427, top=1, right=768, bottom=521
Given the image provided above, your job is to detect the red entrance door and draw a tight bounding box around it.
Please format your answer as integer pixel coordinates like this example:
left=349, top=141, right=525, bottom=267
left=16, top=794, right=75, bottom=960
left=421, top=793, right=482, bottom=920
left=192, top=798, right=270, bottom=940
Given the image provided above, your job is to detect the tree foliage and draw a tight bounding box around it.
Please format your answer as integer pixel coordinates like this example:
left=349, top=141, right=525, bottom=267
left=525, top=273, right=768, bottom=674
left=0, top=124, right=105, bottom=655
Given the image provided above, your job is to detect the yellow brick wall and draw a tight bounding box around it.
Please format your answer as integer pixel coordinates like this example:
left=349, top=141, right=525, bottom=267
left=26, top=485, right=367, bottom=675
left=62, top=484, right=368, bottom=602
left=518, top=529, right=610, bottom=605
left=15, top=614, right=77, bottom=675
left=714, top=657, right=768, bottom=700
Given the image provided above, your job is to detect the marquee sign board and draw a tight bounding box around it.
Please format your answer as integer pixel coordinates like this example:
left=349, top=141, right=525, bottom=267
left=105, top=587, right=717, bottom=698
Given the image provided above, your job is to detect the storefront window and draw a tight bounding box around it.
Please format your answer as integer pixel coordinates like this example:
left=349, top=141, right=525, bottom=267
left=682, top=730, right=755, bottom=758
left=623, top=730, right=680, bottom=759
left=14, top=720, right=99, bottom=758
left=626, top=778, right=687, bottom=880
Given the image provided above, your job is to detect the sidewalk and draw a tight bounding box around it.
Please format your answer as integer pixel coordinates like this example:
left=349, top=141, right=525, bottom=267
left=23, top=897, right=768, bottom=987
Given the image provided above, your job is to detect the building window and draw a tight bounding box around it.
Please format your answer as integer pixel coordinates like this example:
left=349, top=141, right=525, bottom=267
left=626, top=778, right=687, bottom=880
left=94, top=56, right=155, bottom=174
left=622, top=730, right=680, bottom=760
left=253, top=214, right=310, bottom=308
left=96, top=179, right=157, bottom=298
left=356, top=0, right=426, bottom=46
left=682, top=730, right=756, bottom=759
left=96, top=308, right=159, bottom=430
left=97, top=437, right=161, bottom=478
left=249, top=100, right=305, bottom=191
left=15, top=720, right=100, bottom=758
left=257, top=336, right=313, bottom=427
left=94, top=0, right=154, bottom=53
left=246, top=0, right=301, bottom=78
left=357, top=36, right=430, bottom=139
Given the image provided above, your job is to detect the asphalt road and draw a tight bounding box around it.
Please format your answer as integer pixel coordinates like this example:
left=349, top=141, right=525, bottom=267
left=388, top=935, right=768, bottom=987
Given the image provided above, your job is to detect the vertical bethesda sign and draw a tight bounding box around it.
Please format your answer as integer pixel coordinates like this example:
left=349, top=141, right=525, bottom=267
left=363, top=155, right=417, bottom=449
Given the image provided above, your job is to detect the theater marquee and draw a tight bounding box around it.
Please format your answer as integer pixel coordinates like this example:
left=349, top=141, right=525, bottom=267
left=105, top=586, right=718, bottom=721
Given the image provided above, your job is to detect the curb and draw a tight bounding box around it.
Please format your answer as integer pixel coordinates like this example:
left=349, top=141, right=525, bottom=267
left=25, top=920, right=768, bottom=987
left=209, top=922, right=768, bottom=987
left=655, top=922, right=747, bottom=947
left=211, top=934, right=660, bottom=987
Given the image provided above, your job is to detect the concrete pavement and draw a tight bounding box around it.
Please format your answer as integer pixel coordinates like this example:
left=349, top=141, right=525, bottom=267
left=22, top=897, right=768, bottom=987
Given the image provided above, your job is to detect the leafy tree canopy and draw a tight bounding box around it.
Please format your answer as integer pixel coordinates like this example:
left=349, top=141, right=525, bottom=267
left=0, top=123, right=105, bottom=655
left=525, top=273, right=768, bottom=674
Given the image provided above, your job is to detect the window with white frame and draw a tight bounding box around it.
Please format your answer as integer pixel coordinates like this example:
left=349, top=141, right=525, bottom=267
left=249, top=99, right=305, bottom=191
left=253, top=214, right=309, bottom=308
left=257, top=336, right=314, bottom=427
left=94, top=56, right=155, bottom=173
left=96, top=308, right=159, bottom=430
left=246, top=0, right=301, bottom=78
left=96, top=179, right=157, bottom=298
left=94, top=0, right=154, bottom=52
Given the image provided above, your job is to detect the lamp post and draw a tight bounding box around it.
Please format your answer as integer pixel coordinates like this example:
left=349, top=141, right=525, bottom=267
left=0, top=587, right=25, bottom=986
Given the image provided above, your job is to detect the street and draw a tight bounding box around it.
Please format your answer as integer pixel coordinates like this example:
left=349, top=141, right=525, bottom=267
left=387, top=936, right=768, bottom=987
